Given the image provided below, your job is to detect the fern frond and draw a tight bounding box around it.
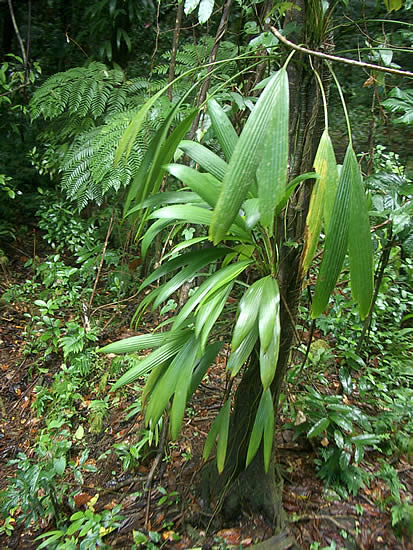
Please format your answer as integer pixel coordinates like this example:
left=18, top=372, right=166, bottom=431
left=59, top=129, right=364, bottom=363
left=382, top=88, right=413, bottom=125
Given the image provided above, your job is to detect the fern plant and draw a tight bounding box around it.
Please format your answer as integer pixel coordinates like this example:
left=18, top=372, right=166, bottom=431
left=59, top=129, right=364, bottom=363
left=30, top=63, right=170, bottom=208
left=381, top=88, right=413, bottom=125
left=30, top=39, right=243, bottom=210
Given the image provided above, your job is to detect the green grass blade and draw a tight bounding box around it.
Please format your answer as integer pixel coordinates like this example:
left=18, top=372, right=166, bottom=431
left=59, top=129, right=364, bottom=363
left=257, top=68, right=289, bottom=233
left=207, top=98, right=238, bottom=161
left=312, top=145, right=353, bottom=318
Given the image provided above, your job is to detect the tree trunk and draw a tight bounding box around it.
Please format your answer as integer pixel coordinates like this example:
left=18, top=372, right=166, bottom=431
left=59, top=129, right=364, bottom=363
left=200, top=0, right=333, bottom=530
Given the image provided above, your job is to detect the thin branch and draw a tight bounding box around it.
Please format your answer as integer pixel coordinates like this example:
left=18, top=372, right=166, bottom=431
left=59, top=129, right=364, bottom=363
left=168, top=1, right=184, bottom=101
left=8, top=0, right=28, bottom=70
left=270, top=26, right=413, bottom=79
left=189, top=0, right=234, bottom=138
left=88, top=213, right=115, bottom=311
left=0, top=82, right=31, bottom=97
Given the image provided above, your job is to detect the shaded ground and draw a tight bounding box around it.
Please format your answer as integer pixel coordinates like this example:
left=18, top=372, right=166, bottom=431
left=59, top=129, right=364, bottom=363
left=0, top=241, right=412, bottom=549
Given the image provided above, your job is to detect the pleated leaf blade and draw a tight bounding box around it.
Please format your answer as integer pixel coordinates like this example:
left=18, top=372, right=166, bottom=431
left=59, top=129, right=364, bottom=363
left=348, top=150, right=374, bottom=319
left=207, top=98, right=238, bottom=161
left=210, top=69, right=286, bottom=244
left=256, top=69, right=289, bottom=233
left=231, top=278, right=266, bottom=351
left=311, top=145, right=353, bottom=318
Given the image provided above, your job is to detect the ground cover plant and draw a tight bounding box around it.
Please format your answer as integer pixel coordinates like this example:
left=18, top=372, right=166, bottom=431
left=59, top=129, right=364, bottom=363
left=0, top=0, right=412, bottom=548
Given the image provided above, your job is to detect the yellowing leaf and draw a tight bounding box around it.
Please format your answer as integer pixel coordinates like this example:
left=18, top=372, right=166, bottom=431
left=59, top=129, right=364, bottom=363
left=301, top=129, right=338, bottom=273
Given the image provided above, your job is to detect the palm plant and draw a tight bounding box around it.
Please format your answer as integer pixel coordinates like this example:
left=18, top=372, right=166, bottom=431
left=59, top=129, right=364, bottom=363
left=99, top=47, right=374, bottom=519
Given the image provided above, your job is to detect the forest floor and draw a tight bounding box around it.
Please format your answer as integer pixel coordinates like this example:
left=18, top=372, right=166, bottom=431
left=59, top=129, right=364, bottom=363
left=0, top=237, right=412, bottom=550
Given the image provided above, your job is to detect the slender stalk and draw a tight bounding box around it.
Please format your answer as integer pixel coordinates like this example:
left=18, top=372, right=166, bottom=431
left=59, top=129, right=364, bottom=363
left=8, top=0, right=28, bottom=71
left=168, top=1, right=184, bottom=101
left=189, top=0, right=234, bottom=139
left=357, top=226, right=394, bottom=353
left=88, top=213, right=115, bottom=311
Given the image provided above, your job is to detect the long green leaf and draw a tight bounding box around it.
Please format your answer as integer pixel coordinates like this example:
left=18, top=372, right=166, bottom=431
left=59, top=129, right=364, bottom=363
left=178, top=140, right=228, bottom=181
left=258, top=276, right=280, bottom=353
left=203, top=398, right=230, bottom=463
left=348, top=150, right=374, bottom=319
left=263, top=389, right=274, bottom=472
left=259, top=319, right=280, bottom=390
left=145, top=335, right=198, bottom=427
left=111, top=330, right=192, bottom=390
left=141, top=218, right=171, bottom=260
left=126, top=191, right=204, bottom=217
left=99, top=331, right=179, bottom=354
left=207, top=98, right=238, bottom=161
left=173, top=261, right=252, bottom=331
left=256, top=68, right=289, bottom=233
left=115, top=87, right=171, bottom=167
left=167, top=164, right=222, bottom=208
left=142, top=361, right=169, bottom=406
left=210, top=69, right=287, bottom=244
left=312, top=145, right=353, bottom=318
left=216, top=398, right=231, bottom=473
left=227, top=323, right=259, bottom=378
left=231, top=278, right=266, bottom=351
left=140, top=247, right=228, bottom=291
left=125, top=108, right=197, bottom=220
left=167, top=164, right=250, bottom=237
left=170, top=337, right=201, bottom=439
left=150, top=204, right=212, bottom=225
left=195, top=284, right=233, bottom=348
left=189, top=341, right=223, bottom=397
left=245, top=389, right=274, bottom=469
